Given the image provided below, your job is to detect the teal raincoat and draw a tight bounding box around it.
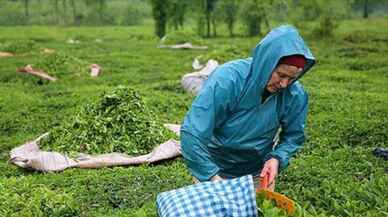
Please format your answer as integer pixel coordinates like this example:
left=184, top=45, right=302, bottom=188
left=181, top=25, right=316, bottom=181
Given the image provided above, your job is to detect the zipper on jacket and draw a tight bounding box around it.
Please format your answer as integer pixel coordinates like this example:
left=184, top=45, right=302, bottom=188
left=261, top=92, right=278, bottom=105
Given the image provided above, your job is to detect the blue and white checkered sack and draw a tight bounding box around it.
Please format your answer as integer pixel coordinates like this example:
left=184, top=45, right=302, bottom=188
left=156, top=175, right=258, bottom=217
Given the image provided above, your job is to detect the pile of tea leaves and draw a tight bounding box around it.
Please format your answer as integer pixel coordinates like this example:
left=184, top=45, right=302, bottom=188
left=42, top=86, right=173, bottom=155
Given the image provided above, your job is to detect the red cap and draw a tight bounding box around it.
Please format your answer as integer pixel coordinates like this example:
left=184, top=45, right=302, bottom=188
left=279, top=55, right=306, bottom=69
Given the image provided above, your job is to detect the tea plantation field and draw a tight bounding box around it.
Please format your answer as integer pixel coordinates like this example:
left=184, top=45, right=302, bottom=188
left=0, top=19, right=387, bottom=216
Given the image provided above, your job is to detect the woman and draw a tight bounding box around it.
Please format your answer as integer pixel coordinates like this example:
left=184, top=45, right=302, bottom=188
left=180, top=25, right=316, bottom=190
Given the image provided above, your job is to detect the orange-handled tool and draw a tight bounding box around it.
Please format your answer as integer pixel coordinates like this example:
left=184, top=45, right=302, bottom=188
left=259, top=173, right=270, bottom=189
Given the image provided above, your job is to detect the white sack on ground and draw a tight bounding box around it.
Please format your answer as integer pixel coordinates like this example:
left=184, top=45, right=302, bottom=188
left=157, top=42, right=208, bottom=50
left=41, top=48, right=55, bottom=54
left=77, top=139, right=180, bottom=168
left=67, top=38, right=80, bottom=44
left=192, top=58, right=204, bottom=70
left=181, top=59, right=218, bottom=95
left=90, top=64, right=102, bottom=77
left=0, top=51, right=14, bottom=57
left=9, top=124, right=183, bottom=172
left=9, top=133, right=77, bottom=172
left=17, top=64, right=57, bottom=81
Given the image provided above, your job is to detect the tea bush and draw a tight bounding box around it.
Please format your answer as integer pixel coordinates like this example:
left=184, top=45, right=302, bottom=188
left=1, top=19, right=388, bottom=216
left=196, top=44, right=248, bottom=63
left=0, top=39, right=36, bottom=53
left=35, top=52, right=87, bottom=76
left=0, top=180, right=80, bottom=217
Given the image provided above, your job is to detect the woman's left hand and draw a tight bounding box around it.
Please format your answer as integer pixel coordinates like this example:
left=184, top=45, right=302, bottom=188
left=259, top=158, right=279, bottom=190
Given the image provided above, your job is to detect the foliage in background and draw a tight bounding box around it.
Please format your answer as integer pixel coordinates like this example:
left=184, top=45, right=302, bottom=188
left=0, top=0, right=150, bottom=26
left=352, top=0, right=388, bottom=18
left=192, top=0, right=219, bottom=37
left=287, top=0, right=354, bottom=38
left=2, top=0, right=387, bottom=38
left=168, top=0, right=189, bottom=30
left=216, top=0, right=239, bottom=37
left=121, top=2, right=149, bottom=26
left=240, top=0, right=265, bottom=36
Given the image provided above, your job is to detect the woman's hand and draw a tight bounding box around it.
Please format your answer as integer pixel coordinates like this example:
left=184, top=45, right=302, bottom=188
left=259, top=158, right=279, bottom=190
left=210, top=175, right=224, bottom=181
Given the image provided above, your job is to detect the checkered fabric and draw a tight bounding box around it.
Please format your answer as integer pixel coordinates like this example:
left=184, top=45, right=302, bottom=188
left=156, top=175, right=258, bottom=217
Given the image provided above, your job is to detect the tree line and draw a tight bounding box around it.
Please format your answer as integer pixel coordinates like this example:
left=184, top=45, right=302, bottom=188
left=0, top=0, right=386, bottom=37
left=150, top=0, right=388, bottom=38
left=0, top=0, right=150, bottom=26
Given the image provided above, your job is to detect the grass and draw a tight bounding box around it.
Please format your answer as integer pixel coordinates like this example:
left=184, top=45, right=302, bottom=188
left=0, top=18, right=388, bottom=216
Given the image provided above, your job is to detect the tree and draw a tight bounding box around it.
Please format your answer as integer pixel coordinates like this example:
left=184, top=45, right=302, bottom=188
left=286, top=0, right=354, bottom=38
left=83, top=0, right=108, bottom=25
left=150, top=0, right=169, bottom=38
left=352, top=0, right=388, bottom=19
left=205, top=0, right=218, bottom=37
left=62, top=0, right=67, bottom=14
left=168, top=0, right=188, bottom=30
left=54, top=0, right=59, bottom=24
left=240, top=0, right=264, bottom=36
left=23, top=0, right=30, bottom=24
left=363, top=0, right=369, bottom=18
left=69, top=0, right=79, bottom=25
left=97, top=0, right=106, bottom=24
left=217, top=0, right=239, bottom=37
left=195, top=0, right=218, bottom=37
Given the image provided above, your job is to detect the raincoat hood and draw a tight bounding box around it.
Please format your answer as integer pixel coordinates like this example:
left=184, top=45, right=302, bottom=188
left=240, top=25, right=315, bottom=107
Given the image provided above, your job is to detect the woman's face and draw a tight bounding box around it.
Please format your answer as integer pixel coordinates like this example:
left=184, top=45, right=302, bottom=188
left=266, top=64, right=302, bottom=93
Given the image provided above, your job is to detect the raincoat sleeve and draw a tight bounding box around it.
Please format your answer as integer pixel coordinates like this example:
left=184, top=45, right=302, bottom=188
left=181, top=70, right=237, bottom=181
left=265, top=90, right=308, bottom=171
